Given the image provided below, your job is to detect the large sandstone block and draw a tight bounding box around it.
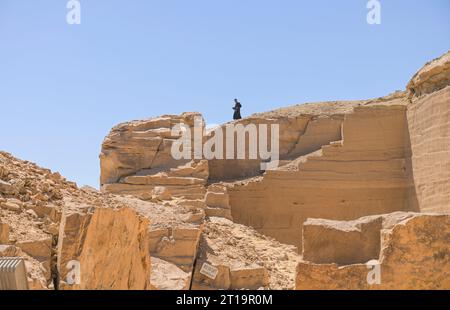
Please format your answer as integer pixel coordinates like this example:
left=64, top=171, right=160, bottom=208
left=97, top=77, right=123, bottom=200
left=296, top=213, right=450, bottom=290
left=57, top=204, right=151, bottom=290
left=302, top=216, right=382, bottom=265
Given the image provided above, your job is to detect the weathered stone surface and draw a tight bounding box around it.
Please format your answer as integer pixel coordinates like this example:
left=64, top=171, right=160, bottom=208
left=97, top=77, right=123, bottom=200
left=228, top=104, right=414, bottom=249
left=57, top=203, right=151, bottom=290
left=150, top=257, right=191, bottom=290
left=204, top=184, right=233, bottom=220
left=407, top=52, right=450, bottom=213
left=16, top=237, right=53, bottom=282
left=0, top=180, right=15, bottom=195
left=192, top=217, right=299, bottom=290
left=407, top=51, right=450, bottom=98
left=1, top=199, right=22, bottom=212
left=149, top=227, right=202, bottom=272
left=296, top=213, right=450, bottom=290
left=151, top=186, right=172, bottom=201
left=0, top=222, right=10, bottom=243
left=205, top=192, right=229, bottom=209
left=100, top=113, right=203, bottom=185
left=302, top=216, right=382, bottom=265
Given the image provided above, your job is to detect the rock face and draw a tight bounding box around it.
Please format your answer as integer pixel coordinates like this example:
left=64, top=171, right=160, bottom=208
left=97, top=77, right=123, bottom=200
left=407, top=52, right=450, bottom=98
left=0, top=152, right=154, bottom=290
left=57, top=202, right=151, bottom=290
left=228, top=104, right=415, bottom=249
left=302, top=216, right=382, bottom=265
left=150, top=257, right=191, bottom=290
left=100, top=113, right=202, bottom=185
left=407, top=52, right=450, bottom=213
left=296, top=213, right=450, bottom=290
left=191, top=217, right=299, bottom=290
left=99, top=112, right=209, bottom=203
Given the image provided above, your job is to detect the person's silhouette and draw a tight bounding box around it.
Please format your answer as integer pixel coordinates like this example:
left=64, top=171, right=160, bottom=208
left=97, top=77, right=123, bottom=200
left=232, top=99, right=242, bottom=120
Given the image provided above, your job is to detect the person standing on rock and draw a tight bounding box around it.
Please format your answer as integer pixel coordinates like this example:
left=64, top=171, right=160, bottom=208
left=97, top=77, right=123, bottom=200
left=233, top=99, right=242, bottom=120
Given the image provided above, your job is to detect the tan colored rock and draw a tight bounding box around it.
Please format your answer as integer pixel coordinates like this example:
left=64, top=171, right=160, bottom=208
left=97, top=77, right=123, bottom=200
left=228, top=104, right=413, bottom=249
left=302, top=216, right=382, bottom=265
left=151, top=186, right=172, bottom=201
left=149, top=227, right=202, bottom=271
left=0, top=245, right=48, bottom=290
left=204, top=185, right=233, bottom=220
left=0, top=180, right=15, bottom=195
left=150, top=257, right=191, bottom=290
left=16, top=237, right=52, bottom=261
left=205, top=192, right=229, bottom=209
left=16, top=237, right=53, bottom=282
left=100, top=113, right=203, bottom=185
left=205, top=207, right=233, bottom=221
left=407, top=52, right=450, bottom=213
left=296, top=213, right=450, bottom=290
left=0, top=222, right=9, bottom=243
left=407, top=50, right=450, bottom=98
left=192, top=217, right=299, bottom=290
left=1, top=200, right=22, bottom=212
left=230, top=265, right=269, bottom=290
left=57, top=203, right=151, bottom=290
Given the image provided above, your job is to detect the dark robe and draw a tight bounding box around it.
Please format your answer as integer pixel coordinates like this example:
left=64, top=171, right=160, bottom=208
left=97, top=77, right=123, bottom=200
left=233, top=102, right=242, bottom=120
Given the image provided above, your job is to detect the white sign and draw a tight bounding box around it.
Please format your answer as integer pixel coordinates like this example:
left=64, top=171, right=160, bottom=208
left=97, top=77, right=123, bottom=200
left=199, top=262, right=219, bottom=280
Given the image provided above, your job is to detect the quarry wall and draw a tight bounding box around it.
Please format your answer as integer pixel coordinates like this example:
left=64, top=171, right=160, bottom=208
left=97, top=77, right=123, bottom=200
left=227, top=105, right=415, bottom=249
left=406, top=52, right=450, bottom=213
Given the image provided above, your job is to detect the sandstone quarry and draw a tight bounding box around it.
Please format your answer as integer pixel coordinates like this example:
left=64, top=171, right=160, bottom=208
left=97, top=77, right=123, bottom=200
left=1, top=51, right=449, bottom=290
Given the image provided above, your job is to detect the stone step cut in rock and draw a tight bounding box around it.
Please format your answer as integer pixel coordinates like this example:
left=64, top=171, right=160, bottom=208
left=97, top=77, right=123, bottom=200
left=204, top=184, right=233, bottom=220
left=228, top=104, right=414, bottom=249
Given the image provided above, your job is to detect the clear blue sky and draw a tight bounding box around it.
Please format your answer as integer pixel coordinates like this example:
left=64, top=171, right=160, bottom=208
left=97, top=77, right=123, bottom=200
left=0, top=1, right=449, bottom=188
